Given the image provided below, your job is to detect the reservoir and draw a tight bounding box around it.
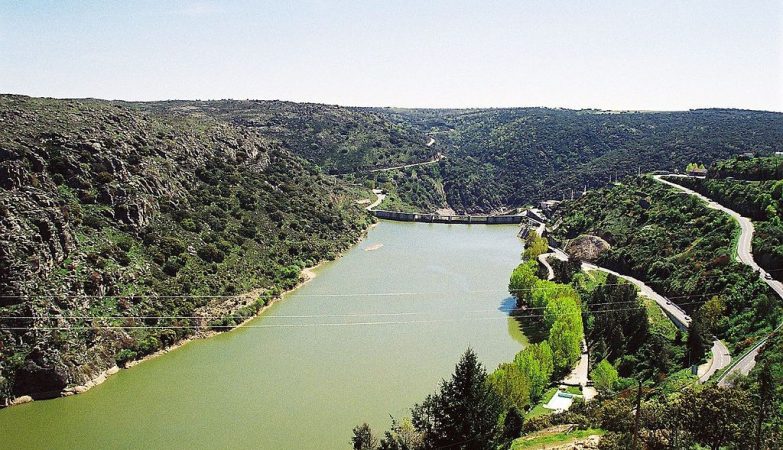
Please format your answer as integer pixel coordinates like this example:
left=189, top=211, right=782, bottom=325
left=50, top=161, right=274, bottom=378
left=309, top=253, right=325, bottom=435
left=0, top=221, right=525, bottom=449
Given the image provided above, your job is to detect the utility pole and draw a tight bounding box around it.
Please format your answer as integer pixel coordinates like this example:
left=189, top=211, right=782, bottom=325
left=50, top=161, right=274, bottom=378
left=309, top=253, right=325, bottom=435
left=632, top=379, right=642, bottom=449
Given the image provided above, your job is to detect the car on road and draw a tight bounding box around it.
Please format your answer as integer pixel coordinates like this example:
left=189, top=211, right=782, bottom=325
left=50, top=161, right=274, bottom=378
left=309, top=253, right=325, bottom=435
left=684, top=315, right=691, bottom=321
left=665, top=300, right=671, bottom=305
left=764, top=272, right=773, bottom=280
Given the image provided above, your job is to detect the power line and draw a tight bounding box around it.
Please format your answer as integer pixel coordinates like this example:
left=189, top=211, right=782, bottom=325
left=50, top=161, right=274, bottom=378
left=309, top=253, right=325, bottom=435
left=0, top=297, right=713, bottom=321
left=0, top=305, right=691, bottom=331
left=0, top=273, right=769, bottom=299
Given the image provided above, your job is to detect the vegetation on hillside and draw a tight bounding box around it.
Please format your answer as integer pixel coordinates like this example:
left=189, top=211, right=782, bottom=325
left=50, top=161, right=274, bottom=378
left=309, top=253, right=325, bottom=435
left=551, top=176, right=781, bottom=355
left=709, top=155, right=783, bottom=180
left=0, top=95, right=372, bottom=403
left=139, top=102, right=783, bottom=214
left=133, top=99, right=439, bottom=175
left=670, top=156, right=783, bottom=281
left=372, top=108, right=783, bottom=213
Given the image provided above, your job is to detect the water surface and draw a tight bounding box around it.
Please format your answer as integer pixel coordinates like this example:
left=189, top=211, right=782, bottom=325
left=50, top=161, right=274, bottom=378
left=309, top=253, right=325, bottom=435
left=0, top=221, right=524, bottom=449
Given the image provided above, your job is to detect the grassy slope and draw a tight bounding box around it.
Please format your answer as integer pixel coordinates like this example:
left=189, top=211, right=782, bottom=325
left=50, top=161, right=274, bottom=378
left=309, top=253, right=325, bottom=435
left=511, top=428, right=605, bottom=449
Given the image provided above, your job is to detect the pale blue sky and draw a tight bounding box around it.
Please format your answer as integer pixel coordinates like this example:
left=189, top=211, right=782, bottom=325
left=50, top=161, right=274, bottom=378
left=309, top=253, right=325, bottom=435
left=1, top=0, right=781, bottom=110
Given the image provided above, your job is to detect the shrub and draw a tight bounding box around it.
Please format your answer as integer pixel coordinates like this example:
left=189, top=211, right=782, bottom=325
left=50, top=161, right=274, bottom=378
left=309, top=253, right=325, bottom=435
left=197, top=244, right=225, bottom=263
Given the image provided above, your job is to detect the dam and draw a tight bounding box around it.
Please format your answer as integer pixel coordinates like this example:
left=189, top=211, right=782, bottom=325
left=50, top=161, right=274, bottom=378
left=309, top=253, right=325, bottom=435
left=371, top=209, right=524, bottom=224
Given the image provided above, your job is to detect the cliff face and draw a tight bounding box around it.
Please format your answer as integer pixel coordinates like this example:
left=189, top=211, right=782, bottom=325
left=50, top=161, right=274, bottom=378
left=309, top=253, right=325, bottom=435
left=0, top=95, right=371, bottom=403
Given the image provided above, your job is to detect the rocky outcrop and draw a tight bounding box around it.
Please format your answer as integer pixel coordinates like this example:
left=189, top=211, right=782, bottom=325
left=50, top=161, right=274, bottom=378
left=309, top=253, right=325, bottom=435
left=11, top=348, right=69, bottom=399
left=564, top=234, right=611, bottom=262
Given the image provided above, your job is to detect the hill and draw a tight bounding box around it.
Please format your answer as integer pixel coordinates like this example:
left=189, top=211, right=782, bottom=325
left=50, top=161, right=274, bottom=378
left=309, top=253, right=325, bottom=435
left=0, top=95, right=371, bottom=403
left=133, top=99, right=438, bottom=174
left=139, top=101, right=783, bottom=214
left=372, top=108, right=783, bottom=212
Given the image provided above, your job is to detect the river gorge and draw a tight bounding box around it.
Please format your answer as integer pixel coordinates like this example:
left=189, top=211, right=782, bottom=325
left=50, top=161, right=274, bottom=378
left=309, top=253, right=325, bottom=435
left=0, top=221, right=525, bottom=449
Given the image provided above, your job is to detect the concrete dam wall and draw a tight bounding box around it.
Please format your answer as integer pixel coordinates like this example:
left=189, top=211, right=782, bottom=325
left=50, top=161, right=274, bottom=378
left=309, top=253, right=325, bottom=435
left=372, top=210, right=523, bottom=224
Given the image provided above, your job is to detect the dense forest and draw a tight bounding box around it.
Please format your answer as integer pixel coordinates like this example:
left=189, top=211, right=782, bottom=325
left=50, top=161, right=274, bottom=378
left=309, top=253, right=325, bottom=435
left=369, top=108, right=783, bottom=213
left=133, top=100, right=439, bottom=175
left=0, top=95, right=372, bottom=403
left=137, top=102, right=783, bottom=214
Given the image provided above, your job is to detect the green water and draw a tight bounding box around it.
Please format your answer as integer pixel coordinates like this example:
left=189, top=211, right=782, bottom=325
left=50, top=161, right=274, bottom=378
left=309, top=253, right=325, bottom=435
left=0, top=221, right=525, bottom=449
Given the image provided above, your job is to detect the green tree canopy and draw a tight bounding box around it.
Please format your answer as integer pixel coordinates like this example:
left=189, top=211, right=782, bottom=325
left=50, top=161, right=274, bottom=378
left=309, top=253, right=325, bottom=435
left=590, top=359, right=619, bottom=392
left=410, top=349, right=503, bottom=450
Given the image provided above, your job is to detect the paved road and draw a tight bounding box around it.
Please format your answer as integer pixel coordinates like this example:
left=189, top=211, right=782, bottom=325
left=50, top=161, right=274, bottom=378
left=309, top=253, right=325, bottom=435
left=534, top=220, right=545, bottom=237
left=538, top=252, right=556, bottom=281
left=581, top=262, right=691, bottom=330
left=368, top=154, right=444, bottom=173
left=366, top=189, right=386, bottom=210
left=543, top=246, right=729, bottom=383
left=562, top=342, right=590, bottom=387
left=654, top=175, right=783, bottom=385
left=581, top=260, right=731, bottom=382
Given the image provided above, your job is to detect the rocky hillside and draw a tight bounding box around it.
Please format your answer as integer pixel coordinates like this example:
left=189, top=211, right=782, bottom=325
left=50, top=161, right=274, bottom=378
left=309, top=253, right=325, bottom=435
left=134, top=100, right=438, bottom=174
left=0, top=95, right=371, bottom=404
left=144, top=102, right=783, bottom=214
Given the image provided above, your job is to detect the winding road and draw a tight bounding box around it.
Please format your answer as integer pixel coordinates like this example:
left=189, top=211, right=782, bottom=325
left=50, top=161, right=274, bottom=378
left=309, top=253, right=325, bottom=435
left=540, top=247, right=730, bottom=383
left=653, top=175, right=783, bottom=385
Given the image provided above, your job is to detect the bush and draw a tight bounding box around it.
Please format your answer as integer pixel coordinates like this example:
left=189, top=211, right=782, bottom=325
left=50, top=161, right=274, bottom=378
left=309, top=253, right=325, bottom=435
left=115, top=348, right=138, bottom=366
left=197, top=244, right=225, bottom=263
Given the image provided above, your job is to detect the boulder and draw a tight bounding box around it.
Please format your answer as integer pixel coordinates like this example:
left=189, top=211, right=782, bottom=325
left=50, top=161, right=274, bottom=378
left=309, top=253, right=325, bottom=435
left=565, top=234, right=611, bottom=262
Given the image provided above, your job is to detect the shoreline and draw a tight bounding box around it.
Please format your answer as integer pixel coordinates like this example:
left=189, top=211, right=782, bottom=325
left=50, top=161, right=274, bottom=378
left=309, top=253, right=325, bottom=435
left=4, top=218, right=379, bottom=408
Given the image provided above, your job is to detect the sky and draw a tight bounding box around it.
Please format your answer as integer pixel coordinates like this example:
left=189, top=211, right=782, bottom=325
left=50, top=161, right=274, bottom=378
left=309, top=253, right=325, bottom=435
left=1, top=0, right=781, bottom=111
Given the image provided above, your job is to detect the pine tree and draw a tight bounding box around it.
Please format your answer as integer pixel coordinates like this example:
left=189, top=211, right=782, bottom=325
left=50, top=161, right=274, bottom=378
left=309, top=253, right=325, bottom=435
left=411, top=349, right=502, bottom=450
left=352, top=423, right=379, bottom=450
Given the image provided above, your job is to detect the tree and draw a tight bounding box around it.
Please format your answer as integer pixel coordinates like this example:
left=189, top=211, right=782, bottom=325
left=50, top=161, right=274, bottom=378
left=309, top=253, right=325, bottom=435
left=514, top=348, right=545, bottom=401
left=548, top=319, right=582, bottom=374
left=499, top=407, right=523, bottom=446
left=523, top=231, right=549, bottom=260
left=514, top=342, right=554, bottom=402
left=411, top=349, right=503, bottom=450
left=488, top=363, right=531, bottom=412
left=686, top=310, right=710, bottom=365
left=590, top=359, right=618, bottom=392
left=586, top=275, right=648, bottom=362
left=755, top=360, right=774, bottom=449
left=677, top=385, right=755, bottom=450
left=635, top=332, right=676, bottom=380
left=543, top=297, right=583, bottom=334
left=700, top=296, right=725, bottom=333
left=352, top=423, right=379, bottom=450
left=508, top=260, right=538, bottom=306
left=378, top=418, right=423, bottom=450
